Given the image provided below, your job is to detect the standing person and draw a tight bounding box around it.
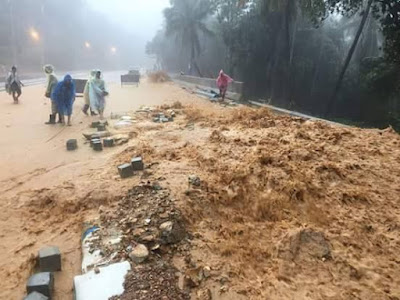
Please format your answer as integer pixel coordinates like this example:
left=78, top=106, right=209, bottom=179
left=82, top=70, right=98, bottom=116
left=88, top=70, right=109, bottom=120
left=6, top=66, right=24, bottom=104
left=52, top=74, right=76, bottom=126
left=43, top=65, right=59, bottom=125
left=216, top=70, right=233, bottom=102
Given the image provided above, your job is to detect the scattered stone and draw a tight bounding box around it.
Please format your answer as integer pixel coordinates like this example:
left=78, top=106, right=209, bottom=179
left=159, top=221, right=186, bottom=245
left=197, top=288, right=212, bottom=300
left=109, top=263, right=189, bottom=300
left=113, top=134, right=130, bottom=145
left=94, top=267, right=100, bottom=274
left=118, top=163, right=134, bottom=179
left=24, top=291, right=49, bottom=300
left=39, top=246, right=61, bottom=272
left=103, top=138, right=114, bottom=147
left=279, top=229, right=332, bottom=261
left=131, top=157, right=144, bottom=171
left=203, top=266, right=211, bottom=278
left=183, top=275, right=198, bottom=289
left=188, top=175, right=201, bottom=187
left=66, top=139, right=78, bottom=151
left=132, top=228, right=146, bottom=237
left=141, top=234, right=156, bottom=242
left=129, top=244, right=149, bottom=263
left=151, top=244, right=160, bottom=251
left=26, top=272, right=54, bottom=299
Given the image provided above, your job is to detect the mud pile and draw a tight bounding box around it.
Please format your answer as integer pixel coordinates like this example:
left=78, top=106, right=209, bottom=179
left=148, top=71, right=171, bottom=83
left=176, top=106, right=400, bottom=299
left=117, top=103, right=400, bottom=299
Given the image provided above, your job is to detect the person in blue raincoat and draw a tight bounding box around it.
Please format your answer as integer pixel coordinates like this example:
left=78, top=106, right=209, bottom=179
left=52, top=74, right=76, bottom=126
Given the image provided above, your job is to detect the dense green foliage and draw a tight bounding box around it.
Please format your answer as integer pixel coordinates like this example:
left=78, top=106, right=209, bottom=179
left=147, top=0, right=400, bottom=130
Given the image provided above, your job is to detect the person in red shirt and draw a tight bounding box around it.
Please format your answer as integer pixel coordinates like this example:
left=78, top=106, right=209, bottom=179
left=216, top=70, right=233, bottom=102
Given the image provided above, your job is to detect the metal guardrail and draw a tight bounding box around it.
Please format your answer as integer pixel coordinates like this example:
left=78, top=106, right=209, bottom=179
left=0, top=72, right=88, bottom=92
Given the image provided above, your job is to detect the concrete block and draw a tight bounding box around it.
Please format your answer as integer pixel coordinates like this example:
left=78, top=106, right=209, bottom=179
left=91, top=121, right=100, bottom=128
left=39, top=246, right=61, bottom=272
left=24, top=291, right=49, bottom=300
left=97, top=124, right=106, bottom=132
left=26, top=272, right=54, bottom=299
left=92, top=140, right=103, bottom=151
left=131, top=157, right=144, bottom=171
left=66, top=139, right=77, bottom=151
left=118, top=163, right=133, bottom=178
left=103, top=138, right=114, bottom=147
left=90, top=138, right=101, bottom=148
left=99, top=120, right=108, bottom=126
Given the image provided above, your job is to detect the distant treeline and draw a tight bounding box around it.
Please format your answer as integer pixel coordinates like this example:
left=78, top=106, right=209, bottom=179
left=147, top=0, right=400, bottom=130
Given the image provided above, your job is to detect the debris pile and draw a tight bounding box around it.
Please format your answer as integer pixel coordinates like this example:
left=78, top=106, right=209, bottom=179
left=148, top=71, right=171, bottom=83
left=82, top=184, right=190, bottom=299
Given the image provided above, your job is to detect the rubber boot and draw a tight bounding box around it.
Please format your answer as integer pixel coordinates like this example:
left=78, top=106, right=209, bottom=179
left=57, top=113, right=63, bottom=123
left=82, top=104, right=89, bottom=116
left=90, top=109, right=98, bottom=116
left=45, top=114, right=56, bottom=125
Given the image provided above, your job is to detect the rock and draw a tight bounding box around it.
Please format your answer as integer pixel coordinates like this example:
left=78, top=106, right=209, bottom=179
left=132, top=228, right=145, bottom=237
left=141, top=234, right=156, bottom=242
left=197, top=288, right=212, bottom=300
left=278, top=229, right=332, bottom=261
left=159, top=221, right=186, bottom=245
left=203, top=266, right=211, bottom=278
left=129, top=244, right=149, bottom=263
left=183, top=275, right=198, bottom=289
left=188, top=175, right=201, bottom=187
left=94, top=267, right=100, bottom=274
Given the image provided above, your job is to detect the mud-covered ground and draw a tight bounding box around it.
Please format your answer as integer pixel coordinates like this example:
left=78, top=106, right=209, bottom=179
left=1, top=79, right=399, bottom=299
left=113, top=101, right=400, bottom=299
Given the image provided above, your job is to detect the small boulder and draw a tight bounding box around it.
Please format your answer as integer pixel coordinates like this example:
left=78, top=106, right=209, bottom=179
left=129, top=244, right=149, bottom=263
left=159, top=221, right=186, bottom=245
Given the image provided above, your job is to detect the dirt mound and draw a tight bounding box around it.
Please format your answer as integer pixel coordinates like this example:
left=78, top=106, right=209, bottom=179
left=148, top=71, right=171, bottom=83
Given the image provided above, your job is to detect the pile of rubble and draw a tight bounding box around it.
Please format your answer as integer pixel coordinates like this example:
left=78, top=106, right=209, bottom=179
left=79, top=184, right=191, bottom=299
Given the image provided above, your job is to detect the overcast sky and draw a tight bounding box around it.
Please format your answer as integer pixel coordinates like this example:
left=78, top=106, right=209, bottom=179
left=87, top=0, right=169, bottom=40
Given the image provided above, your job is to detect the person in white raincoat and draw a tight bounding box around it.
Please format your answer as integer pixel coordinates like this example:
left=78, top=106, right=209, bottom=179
left=88, top=70, right=108, bottom=120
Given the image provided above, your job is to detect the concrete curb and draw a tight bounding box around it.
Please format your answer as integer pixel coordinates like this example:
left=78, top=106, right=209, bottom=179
left=248, top=101, right=349, bottom=127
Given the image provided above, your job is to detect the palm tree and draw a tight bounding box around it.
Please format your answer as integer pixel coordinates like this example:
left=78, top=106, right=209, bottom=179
left=164, top=0, right=214, bottom=76
left=326, top=0, right=374, bottom=116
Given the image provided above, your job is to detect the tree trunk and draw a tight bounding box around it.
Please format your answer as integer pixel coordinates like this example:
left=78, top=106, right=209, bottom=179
left=325, top=0, right=374, bottom=116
